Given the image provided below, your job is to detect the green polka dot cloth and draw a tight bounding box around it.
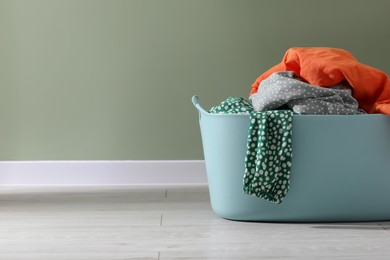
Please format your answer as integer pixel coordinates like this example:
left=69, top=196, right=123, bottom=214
left=210, top=97, right=294, bottom=204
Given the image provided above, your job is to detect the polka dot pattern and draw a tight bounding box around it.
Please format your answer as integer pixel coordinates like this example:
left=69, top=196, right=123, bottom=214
left=250, top=71, right=367, bottom=115
left=210, top=97, right=293, bottom=204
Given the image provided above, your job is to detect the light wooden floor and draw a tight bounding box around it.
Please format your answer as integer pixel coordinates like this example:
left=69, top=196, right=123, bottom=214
left=0, top=185, right=389, bottom=259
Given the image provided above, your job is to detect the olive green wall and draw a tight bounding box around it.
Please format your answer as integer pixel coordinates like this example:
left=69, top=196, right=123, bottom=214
left=0, top=0, right=389, bottom=160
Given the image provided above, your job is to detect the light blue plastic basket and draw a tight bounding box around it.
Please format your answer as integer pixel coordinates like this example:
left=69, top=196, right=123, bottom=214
left=193, top=95, right=390, bottom=222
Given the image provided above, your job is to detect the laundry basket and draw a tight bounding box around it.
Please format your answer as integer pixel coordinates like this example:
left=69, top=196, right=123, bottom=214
left=193, top=95, right=390, bottom=222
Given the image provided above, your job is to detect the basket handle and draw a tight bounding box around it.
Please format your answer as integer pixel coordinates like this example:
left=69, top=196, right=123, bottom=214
left=192, top=96, right=209, bottom=118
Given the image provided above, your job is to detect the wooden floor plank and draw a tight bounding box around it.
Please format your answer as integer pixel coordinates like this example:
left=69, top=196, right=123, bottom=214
left=0, top=185, right=389, bottom=259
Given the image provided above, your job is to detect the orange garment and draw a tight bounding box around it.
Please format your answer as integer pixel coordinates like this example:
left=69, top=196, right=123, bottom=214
left=250, top=48, right=390, bottom=115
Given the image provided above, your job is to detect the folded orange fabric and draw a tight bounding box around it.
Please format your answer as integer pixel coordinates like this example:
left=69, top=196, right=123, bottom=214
left=250, top=48, right=390, bottom=115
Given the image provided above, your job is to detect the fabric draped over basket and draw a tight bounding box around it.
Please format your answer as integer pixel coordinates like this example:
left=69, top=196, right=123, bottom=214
left=250, top=48, right=390, bottom=115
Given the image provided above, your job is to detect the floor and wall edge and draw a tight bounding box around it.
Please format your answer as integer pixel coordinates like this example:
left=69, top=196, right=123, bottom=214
left=0, top=160, right=207, bottom=186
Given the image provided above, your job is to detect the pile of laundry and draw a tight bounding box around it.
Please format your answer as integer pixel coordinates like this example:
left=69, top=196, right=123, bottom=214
left=210, top=47, right=390, bottom=204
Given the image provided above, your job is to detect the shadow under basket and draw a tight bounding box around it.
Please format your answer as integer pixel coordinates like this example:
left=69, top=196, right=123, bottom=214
left=192, top=95, right=390, bottom=222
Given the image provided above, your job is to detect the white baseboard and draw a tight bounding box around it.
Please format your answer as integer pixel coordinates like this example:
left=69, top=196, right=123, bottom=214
left=0, top=160, right=207, bottom=186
